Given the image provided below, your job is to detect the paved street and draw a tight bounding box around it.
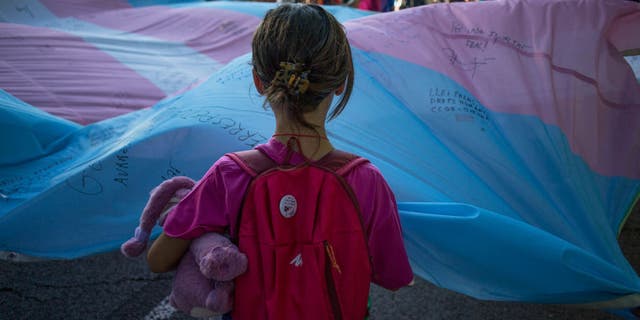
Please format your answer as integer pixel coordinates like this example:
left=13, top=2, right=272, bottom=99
left=1, top=205, right=637, bottom=320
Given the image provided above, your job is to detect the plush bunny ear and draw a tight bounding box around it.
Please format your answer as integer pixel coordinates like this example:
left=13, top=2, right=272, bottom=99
left=120, top=176, right=196, bottom=258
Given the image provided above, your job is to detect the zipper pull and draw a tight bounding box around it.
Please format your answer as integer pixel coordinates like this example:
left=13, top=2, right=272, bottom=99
left=325, top=241, right=342, bottom=274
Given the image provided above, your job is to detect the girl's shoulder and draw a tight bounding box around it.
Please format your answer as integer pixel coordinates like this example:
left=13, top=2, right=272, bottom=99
left=343, top=158, right=389, bottom=188
left=199, top=154, right=254, bottom=185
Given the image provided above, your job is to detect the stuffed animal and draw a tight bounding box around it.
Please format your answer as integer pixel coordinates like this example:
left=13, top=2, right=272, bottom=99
left=121, top=176, right=247, bottom=318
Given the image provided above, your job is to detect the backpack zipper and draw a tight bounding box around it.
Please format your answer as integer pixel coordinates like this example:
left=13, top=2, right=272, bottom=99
left=324, top=241, right=343, bottom=320
left=325, top=242, right=342, bottom=274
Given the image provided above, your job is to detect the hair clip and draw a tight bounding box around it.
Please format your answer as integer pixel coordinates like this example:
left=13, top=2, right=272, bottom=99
left=273, top=62, right=310, bottom=95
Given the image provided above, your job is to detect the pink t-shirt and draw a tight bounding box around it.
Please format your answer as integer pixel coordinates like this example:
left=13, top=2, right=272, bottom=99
left=164, top=138, right=413, bottom=290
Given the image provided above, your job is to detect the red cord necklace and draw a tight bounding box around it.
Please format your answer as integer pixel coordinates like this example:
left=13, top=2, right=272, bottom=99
left=272, top=133, right=329, bottom=141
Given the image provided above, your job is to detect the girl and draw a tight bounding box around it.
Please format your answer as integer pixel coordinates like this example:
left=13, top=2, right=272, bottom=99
left=147, top=3, right=413, bottom=319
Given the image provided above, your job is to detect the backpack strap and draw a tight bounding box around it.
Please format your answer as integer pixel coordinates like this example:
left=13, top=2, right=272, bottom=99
left=225, top=149, right=277, bottom=177
left=227, top=149, right=369, bottom=177
left=226, top=149, right=277, bottom=242
left=315, top=150, right=370, bottom=176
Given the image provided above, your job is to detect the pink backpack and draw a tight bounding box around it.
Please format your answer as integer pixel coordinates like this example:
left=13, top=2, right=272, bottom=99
left=227, top=149, right=372, bottom=320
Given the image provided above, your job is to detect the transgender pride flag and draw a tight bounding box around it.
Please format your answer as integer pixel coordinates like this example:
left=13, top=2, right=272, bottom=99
left=0, top=0, right=639, bottom=315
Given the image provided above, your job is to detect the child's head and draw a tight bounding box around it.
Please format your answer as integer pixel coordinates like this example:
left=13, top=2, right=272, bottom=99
left=252, top=3, right=354, bottom=130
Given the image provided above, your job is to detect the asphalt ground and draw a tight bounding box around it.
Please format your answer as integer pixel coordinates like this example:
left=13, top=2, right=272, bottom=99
left=1, top=203, right=638, bottom=320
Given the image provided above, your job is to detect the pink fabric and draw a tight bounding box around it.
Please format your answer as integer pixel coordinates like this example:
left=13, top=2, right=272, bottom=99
left=608, top=9, right=640, bottom=52
left=345, top=0, right=640, bottom=178
left=53, top=5, right=261, bottom=65
left=0, top=23, right=165, bottom=125
left=40, top=0, right=132, bottom=17
left=164, top=138, right=413, bottom=290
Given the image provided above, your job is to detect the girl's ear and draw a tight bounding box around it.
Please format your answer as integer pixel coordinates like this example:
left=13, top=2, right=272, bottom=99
left=253, top=68, right=265, bottom=95
left=335, top=82, right=345, bottom=96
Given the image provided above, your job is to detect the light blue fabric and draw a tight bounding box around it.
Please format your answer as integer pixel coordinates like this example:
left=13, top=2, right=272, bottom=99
left=1, top=51, right=639, bottom=306
left=167, top=1, right=375, bottom=20
left=0, top=90, right=80, bottom=167
left=1, top=0, right=639, bottom=310
left=627, top=56, right=640, bottom=83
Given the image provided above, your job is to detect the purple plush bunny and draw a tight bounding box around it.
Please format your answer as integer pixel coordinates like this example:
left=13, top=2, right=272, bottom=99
left=121, top=176, right=247, bottom=318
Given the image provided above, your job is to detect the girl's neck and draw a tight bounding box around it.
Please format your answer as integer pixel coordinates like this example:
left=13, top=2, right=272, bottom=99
left=273, top=127, right=334, bottom=161
left=273, top=124, right=328, bottom=138
left=271, top=96, right=334, bottom=160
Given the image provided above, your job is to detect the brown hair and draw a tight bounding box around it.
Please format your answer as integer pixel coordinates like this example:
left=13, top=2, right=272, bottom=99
left=251, top=3, right=354, bottom=130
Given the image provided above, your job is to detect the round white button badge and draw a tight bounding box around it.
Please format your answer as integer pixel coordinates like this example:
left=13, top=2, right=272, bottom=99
left=279, top=195, right=297, bottom=218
